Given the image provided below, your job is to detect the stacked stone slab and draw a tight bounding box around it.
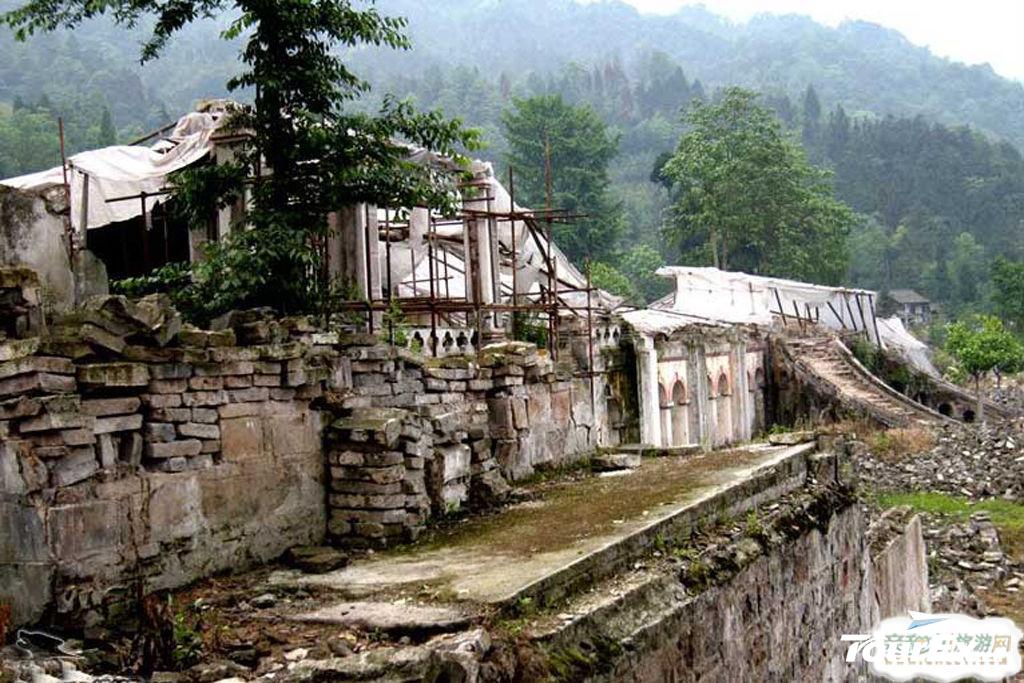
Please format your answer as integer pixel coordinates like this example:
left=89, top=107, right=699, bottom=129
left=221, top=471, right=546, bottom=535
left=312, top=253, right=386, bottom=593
left=322, top=340, right=617, bottom=548
left=0, top=267, right=44, bottom=339
left=323, top=338, right=488, bottom=548
left=327, top=407, right=428, bottom=548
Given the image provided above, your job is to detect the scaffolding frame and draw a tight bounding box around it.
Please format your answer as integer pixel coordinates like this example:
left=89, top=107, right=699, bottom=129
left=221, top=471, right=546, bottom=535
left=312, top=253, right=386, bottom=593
left=332, top=171, right=601, bottom=365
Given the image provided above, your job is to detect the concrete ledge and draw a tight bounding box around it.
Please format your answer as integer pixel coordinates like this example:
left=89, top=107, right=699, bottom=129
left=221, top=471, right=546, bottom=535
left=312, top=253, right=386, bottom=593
left=499, top=442, right=816, bottom=612
left=279, top=442, right=819, bottom=614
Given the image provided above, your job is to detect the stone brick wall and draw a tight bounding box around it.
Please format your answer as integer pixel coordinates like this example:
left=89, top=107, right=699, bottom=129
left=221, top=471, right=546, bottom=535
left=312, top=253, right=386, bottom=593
left=603, top=502, right=928, bottom=682
left=1, top=299, right=338, bottom=628
left=1, top=283, right=633, bottom=624
left=325, top=337, right=626, bottom=548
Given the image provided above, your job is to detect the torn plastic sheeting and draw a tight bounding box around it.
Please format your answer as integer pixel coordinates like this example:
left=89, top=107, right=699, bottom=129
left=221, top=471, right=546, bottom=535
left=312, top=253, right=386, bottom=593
left=0, top=110, right=223, bottom=231
left=878, top=315, right=939, bottom=377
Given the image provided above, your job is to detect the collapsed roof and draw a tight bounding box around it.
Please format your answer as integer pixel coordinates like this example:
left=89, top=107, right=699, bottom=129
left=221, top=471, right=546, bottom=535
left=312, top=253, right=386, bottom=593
left=0, top=103, right=624, bottom=318
left=1, top=103, right=232, bottom=231
left=621, top=266, right=879, bottom=333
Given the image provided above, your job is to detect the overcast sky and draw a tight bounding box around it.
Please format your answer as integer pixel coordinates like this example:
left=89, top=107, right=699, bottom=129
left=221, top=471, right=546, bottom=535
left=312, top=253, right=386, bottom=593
left=613, top=0, right=1024, bottom=82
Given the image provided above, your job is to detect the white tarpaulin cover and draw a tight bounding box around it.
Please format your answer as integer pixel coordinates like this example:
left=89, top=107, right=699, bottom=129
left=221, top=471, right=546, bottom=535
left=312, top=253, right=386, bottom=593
left=878, top=315, right=939, bottom=377
left=0, top=110, right=226, bottom=231
left=652, top=266, right=879, bottom=335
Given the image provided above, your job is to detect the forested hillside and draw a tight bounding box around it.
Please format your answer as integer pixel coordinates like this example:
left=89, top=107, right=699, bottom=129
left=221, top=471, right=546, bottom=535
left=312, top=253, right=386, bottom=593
left=359, top=0, right=1024, bottom=149
left=1, top=0, right=1023, bottom=319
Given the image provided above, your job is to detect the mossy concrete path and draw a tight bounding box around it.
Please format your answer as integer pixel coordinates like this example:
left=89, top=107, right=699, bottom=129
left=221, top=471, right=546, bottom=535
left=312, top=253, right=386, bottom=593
left=272, top=441, right=817, bottom=610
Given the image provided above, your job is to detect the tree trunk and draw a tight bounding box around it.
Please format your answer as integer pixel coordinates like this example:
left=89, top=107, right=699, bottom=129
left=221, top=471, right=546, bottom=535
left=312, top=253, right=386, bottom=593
left=975, top=375, right=984, bottom=424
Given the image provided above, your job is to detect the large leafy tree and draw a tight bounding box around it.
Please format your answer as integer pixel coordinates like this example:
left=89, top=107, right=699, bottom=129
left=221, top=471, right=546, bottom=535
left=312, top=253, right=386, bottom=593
left=3, top=0, right=477, bottom=321
left=501, top=94, right=624, bottom=263
left=662, top=87, right=854, bottom=284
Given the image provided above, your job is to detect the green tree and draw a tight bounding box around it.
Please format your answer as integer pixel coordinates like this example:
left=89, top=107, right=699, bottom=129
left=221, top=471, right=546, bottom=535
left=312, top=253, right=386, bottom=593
left=5, top=0, right=477, bottom=322
left=0, top=107, right=61, bottom=177
left=948, top=232, right=987, bottom=311
left=662, top=87, right=854, bottom=284
left=801, top=84, right=821, bottom=156
left=588, top=261, right=640, bottom=304
left=991, top=257, right=1024, bottom=333
left=501, top=94, right=624, bottom=263
left=618, top=244, right=669, bottom=304
left=945, top=314, right=1022, bottom=419
left=846, top=214, right=888, bottom=291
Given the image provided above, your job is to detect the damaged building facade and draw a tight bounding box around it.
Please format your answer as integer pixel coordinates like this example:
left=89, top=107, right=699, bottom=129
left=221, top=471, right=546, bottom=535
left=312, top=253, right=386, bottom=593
left=624, top=267, right=882, bottom=449
left=0, top=105, right=989, bottom=637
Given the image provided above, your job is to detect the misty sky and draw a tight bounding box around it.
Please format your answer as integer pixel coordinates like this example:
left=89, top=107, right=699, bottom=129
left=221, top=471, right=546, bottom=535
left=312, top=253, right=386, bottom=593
left=610, top=0, right=1024, bottom=82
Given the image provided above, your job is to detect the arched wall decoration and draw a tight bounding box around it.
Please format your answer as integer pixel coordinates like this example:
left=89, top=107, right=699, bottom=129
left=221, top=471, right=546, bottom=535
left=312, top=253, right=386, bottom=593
left=672, top=380, right=686, bottom=405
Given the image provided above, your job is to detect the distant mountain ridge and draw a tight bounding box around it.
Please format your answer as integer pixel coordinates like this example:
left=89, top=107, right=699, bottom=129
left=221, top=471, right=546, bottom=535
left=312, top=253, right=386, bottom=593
left=357, top=0, right=1024, bottom=148
left=0, top=0, right=1021, bottom=148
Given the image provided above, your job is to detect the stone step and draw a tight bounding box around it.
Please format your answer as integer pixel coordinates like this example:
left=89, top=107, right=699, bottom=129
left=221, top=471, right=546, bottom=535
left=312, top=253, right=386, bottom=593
left=287, top=601, right=471, bottom=637
left=790, top=336, right=943, bottom=427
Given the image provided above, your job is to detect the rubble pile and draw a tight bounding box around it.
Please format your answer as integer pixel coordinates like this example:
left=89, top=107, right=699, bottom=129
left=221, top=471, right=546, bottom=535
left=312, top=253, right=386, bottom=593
left=924, top=511, right=1021, bottom=615
left=848, top=422, right=1024, bottom=616
left=851, top=423, right=1024, bottom=500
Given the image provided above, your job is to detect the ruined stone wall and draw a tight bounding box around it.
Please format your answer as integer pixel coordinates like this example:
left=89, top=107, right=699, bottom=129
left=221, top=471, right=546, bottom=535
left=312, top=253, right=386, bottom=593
left=1, top=279, right=631, bottom=624
left=866, top=508, right=930, bottom=623
left=325, top=334, right=629, bottom=548
left=1, top=301, right=336, bottom=629
left=1, top=188, right=84, bottom=311
left=602, top=502, right=928, bottom=683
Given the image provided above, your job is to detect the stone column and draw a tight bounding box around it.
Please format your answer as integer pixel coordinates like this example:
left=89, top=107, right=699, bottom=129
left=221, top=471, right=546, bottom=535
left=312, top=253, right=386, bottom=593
left=365, top=204, right=381, bottom=304
left=689, top=343, right=711, bottom=451
left=474, top=218, right=494, bottom=301
left=734, top=338, right=751, bottom=442
left=637, top=334, right=662, bottom=447
left=660, top=395, right=673, bottom=449
left=214, top=145, right=237, bottom=241
left=331, top=204, right=382, bottom=327
left=410, top=207, right=428, bottom=243
left=335, top=204, right=367, bottom=297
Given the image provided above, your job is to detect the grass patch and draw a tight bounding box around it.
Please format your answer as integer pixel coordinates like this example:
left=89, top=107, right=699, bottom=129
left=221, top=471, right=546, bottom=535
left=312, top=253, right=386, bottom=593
left=821, top=420, right=935, bottom=462
left=866, top=427, right=936, bottom=461
left=879, top=491, right=1024, bottom=625
left=877, top=492, right=1024, bottom=531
